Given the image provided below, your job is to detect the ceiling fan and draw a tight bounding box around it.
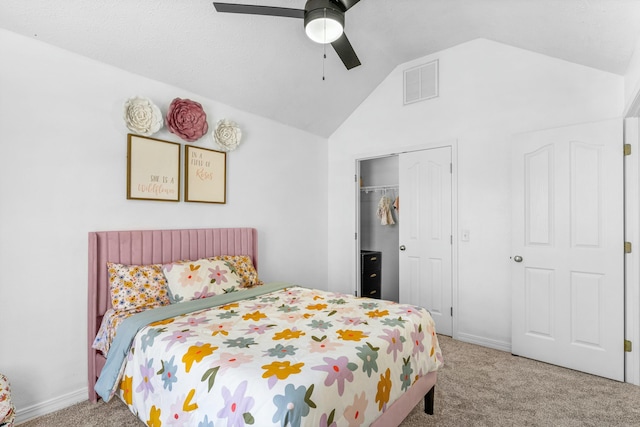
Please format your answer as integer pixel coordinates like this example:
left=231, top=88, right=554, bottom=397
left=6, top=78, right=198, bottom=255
left=213, top=0, right=362, bottom=70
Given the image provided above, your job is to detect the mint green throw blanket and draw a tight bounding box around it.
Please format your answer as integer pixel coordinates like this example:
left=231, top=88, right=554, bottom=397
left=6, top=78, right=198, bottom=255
left=94, top=282, right=294, bottom=401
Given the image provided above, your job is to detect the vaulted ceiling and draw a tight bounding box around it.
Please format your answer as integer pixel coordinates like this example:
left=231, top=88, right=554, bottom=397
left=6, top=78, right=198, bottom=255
left=2, top=0, right=640, bottom=137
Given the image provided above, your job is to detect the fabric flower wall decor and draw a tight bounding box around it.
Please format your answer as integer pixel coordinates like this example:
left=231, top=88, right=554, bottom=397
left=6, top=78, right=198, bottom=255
left=213, top=119, right=242, bottom=151
left=166, top=98, right=209, bottom=142
left=123, top=96, right=163, bottom=136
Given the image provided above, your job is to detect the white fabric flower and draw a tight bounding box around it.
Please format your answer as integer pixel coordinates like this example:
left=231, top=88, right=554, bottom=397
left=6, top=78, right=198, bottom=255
left=213, top=119, right=242, bottom=151
left=123, top=96, right=163, bottom=136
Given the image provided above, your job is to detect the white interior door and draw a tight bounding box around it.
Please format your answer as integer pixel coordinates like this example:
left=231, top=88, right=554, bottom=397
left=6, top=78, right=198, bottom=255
left=511, top=118, right=624, bottom=381
left=399, top=147, right=453, bottom=336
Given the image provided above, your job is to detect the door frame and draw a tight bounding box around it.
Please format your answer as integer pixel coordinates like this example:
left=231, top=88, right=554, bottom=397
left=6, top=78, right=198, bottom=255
left=353, top=139, right=459, bottom=338
left=622, top=82, right=640, bottom=386
left=624, top=117, right=640, bottom=385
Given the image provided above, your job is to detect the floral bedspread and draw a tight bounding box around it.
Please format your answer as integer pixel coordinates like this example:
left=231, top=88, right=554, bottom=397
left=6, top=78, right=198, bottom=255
left=117, top=285, right=443, bottom=426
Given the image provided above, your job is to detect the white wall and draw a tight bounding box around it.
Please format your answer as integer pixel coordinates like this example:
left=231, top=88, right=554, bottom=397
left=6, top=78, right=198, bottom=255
left=327, top=38, right=623, bottom=350
left=0, top=29, right=328, bottom=420
left=624, top=34, right=640, bottom=114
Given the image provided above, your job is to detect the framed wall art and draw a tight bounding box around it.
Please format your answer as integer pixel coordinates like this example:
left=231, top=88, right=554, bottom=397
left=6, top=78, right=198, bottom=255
left=185, top=145, right=226, bottom=204
left=127, top=134, right=181, bottom=201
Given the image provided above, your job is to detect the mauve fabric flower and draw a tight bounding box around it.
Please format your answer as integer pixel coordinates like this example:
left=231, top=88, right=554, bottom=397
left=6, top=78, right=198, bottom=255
left=166, top=98, right=209, bottom=142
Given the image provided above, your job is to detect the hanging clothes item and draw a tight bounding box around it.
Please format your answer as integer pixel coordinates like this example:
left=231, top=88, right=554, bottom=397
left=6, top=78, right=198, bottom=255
left=393, top=196, right=399, bottom=214
left=377, top=196, right=395, bottom=225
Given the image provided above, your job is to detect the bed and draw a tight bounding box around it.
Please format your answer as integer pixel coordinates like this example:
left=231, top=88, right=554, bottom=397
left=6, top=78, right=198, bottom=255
left=88, top=228, right=442, bottom=426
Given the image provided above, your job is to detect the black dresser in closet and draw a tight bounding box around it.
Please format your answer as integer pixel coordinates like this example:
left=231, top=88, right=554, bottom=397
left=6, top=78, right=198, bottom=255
left=361, top=250, right=382, bottom=299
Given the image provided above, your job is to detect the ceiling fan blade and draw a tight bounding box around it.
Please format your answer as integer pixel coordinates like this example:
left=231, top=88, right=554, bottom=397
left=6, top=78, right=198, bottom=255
left=331, top=33, right=361, bottom=70
left=337, top=0, right=361, bottom=11
left=213, top=2, right=304, bottom=19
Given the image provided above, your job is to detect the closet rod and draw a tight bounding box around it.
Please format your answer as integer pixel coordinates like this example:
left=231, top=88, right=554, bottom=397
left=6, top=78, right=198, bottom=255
left=360, top=185, right=398, bottom=194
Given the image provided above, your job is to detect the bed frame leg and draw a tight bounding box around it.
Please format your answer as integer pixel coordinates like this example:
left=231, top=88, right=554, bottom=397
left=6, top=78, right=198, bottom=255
left=424, top=385, right=435, bottom=415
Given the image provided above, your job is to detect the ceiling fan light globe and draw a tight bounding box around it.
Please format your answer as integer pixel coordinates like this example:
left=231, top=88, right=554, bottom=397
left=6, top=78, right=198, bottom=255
left=304, top=6, right=345, bottom=44
left=305, top=17, right=343, bottom=43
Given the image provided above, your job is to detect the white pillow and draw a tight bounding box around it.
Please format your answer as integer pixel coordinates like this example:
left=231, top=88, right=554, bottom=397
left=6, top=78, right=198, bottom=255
left=162, top=258, right=244, bottom=303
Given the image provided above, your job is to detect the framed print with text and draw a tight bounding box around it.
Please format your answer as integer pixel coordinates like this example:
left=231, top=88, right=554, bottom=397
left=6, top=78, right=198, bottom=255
left=185, top=145, right=226, bottom=204
left=127, top=134, right=181, bottom=201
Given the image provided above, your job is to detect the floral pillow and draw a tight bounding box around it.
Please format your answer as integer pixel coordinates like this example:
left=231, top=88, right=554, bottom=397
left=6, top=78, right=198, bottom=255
left=210, top=255, right=263, bottom=288
left=163, top=259, right=244, bottom=303
left=93, top=307, right=147, bottom=355
left=107, top=262, right=170, bottom=311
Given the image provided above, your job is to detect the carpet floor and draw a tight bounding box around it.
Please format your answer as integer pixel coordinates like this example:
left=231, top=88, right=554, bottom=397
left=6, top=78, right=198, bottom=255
left=18, top=335, right=640, bottom=426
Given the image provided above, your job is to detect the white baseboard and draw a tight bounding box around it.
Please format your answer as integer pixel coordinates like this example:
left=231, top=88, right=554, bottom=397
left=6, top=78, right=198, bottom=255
left=15, top=387, right=87, bottom=425
left=455, top=332, right=512, bottom=353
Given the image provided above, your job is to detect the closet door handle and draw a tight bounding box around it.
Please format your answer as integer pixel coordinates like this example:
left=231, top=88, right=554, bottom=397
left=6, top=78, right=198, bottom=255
left=370, top=256, right=377, bottom=261
left=399, top=245, right=406, bottom=251
left=369, top=273, right=377, bottom=278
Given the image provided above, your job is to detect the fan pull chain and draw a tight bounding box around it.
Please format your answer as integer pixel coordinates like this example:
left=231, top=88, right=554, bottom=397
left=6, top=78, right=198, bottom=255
left=322, top=8, right=327, bottom=81
left=323, top=44, right=326, bottom=81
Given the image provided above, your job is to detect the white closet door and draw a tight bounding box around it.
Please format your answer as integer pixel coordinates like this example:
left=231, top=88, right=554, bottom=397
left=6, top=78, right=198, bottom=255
left=399, top=147, right=453, bottom=336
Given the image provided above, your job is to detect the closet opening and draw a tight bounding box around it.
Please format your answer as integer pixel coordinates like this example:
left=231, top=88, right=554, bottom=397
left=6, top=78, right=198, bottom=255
left=357, top=155, right=400, bottom=302
left=355, top=142, right=457, bottom=337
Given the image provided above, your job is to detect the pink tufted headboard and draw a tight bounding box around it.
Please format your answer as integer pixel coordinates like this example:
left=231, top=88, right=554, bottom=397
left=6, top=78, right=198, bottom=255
left=87, top=227, right=258, bottom=402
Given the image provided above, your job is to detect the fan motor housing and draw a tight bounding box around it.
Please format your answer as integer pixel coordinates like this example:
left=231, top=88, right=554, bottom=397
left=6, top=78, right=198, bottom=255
left=304, top=0, right=346, bottom=27
left=305, top=0, right=346, bottom=12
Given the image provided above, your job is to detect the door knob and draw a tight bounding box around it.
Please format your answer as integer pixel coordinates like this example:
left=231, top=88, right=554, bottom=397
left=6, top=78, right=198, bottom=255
left=513, top=255, right=523, bottom=262
left=399, top=245, right=406, bottom=251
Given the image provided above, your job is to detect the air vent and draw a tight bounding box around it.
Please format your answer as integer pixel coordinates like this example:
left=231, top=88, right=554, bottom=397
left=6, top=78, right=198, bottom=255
left=404, top=60, right=439, bottom=105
